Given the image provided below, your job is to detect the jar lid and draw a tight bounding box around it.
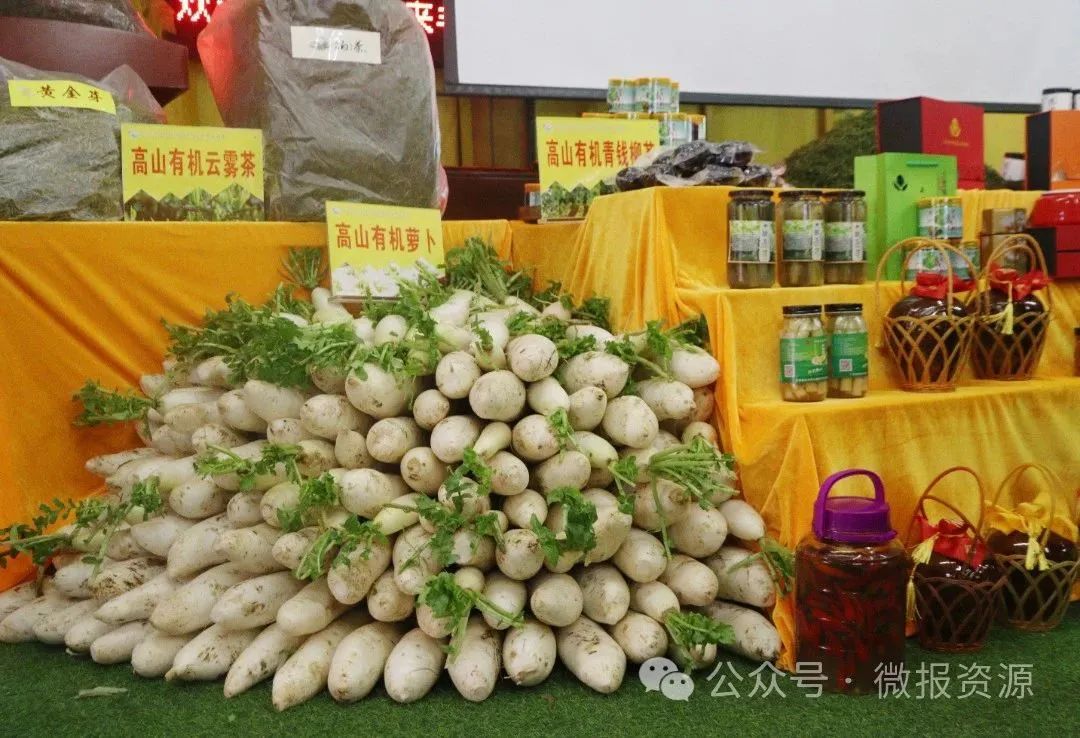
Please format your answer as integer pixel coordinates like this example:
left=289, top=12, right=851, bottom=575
left=779, top=189, right=822, bottom=199
left=1043, top=87, right=1073, bottom=94
left=782, top=305, right=822, bottom=316
left=824, top=303, right=863, bottom=313
left=813, top=469, right=896, bottom=545
left=730, top=188, right=773, bottom=198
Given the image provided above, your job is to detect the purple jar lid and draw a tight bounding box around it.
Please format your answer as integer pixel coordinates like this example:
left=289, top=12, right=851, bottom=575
left=813, top=469, right=896, bottom=544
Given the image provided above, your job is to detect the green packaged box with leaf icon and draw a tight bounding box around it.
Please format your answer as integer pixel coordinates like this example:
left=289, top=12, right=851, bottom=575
left=854, top=153, right=957, bottom=279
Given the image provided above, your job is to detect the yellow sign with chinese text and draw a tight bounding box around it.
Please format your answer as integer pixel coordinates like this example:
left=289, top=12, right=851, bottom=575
left=8, top=80, right=115, bottom=114
left=536, top=116, right=659, bottom=220
left=120, top=123, right=264, bottom=221
left=326, top=201, right=444, bottom=299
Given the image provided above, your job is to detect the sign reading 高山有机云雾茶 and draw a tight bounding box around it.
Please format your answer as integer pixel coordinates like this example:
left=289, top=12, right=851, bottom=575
left=326, top=201, right=444, bottom=299
left=120, top=124, right=264, bottom=221
left=536, top=116, right=659, bottom=221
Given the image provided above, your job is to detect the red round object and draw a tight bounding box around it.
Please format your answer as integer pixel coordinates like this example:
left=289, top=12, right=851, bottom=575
left=1029, top=190, right=1080, bottom=227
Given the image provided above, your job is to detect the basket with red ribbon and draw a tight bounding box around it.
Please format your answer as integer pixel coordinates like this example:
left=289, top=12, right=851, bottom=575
left=972, top=235, right=1052, bottom=380
left=905, top=467, right=1003, bottom=653
left=876, top=239, right=977, bottom=392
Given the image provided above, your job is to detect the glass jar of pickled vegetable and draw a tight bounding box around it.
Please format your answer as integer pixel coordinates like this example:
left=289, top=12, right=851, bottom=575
left=823, top=190, right=867, bottom=285
left=780, top=305, right=827, bottom=402
left=779, top=190, right=824, bottom=287
left=728, top=189, right=776, bottom=289
left=825, top=304, right=868, bottom=399
left=795, top=469, right=909, bottom=694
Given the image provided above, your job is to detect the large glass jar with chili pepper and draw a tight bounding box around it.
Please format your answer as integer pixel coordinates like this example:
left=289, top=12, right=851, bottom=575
left=795, top=469, right=909, bottom=695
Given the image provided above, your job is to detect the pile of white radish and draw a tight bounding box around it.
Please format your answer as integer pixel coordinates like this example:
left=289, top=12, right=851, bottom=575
left=0, top=241, right=786, bottom=708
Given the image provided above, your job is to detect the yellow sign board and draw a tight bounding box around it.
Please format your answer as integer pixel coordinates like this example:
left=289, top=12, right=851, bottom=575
left=326, top=201, right=444, bottom=299
left=7, top=79, right=115, bottom=114
left=536, top=116, right=659, bottom=220
left=120, top=123, right=264, bottom=221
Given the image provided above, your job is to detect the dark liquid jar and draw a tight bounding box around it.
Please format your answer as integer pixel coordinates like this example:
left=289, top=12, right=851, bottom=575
left=795, top=469, right=909, bottom=694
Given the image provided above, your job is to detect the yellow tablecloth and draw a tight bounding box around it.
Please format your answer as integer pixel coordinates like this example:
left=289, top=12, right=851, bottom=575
left=0, top=220, right=512, bottom=591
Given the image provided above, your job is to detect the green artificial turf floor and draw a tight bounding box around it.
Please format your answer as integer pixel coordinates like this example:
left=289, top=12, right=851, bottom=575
left=0, top=606, right=1076, bottom=738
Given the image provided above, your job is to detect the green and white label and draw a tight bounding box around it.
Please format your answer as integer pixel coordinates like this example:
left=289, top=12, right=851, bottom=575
left=780, top=335, right=828, bottom=383
left=782, top=219, right=823, bottom=261
left=824, top=222, right=865, bottom=262
left=829, top=332, right=868, bottom=378
left=729, top=220, right=775, bottom=263
left=905, top=247, right=948, bottom=280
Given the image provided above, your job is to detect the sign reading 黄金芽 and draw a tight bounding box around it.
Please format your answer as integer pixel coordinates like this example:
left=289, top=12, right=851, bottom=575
left=536, top=116, right=659, bottom=221
left=326, top=201, right=444, bottom=299
left=120, top=124, right=264, bottom=221
left=8, top=80, right=115, bottom=114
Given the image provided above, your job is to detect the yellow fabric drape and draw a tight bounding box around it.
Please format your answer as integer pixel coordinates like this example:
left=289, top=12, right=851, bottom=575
left=0, top=220, right=511, bottom=590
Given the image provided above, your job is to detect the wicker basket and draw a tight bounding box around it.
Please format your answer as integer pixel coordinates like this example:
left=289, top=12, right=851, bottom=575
left=905, top=467, right=1001, bottom=653
left=971, top=235, right=1052, bottom=381
left=876, top=239, right=977, bottom=392
left=984, top=463, right=1080, bottom=632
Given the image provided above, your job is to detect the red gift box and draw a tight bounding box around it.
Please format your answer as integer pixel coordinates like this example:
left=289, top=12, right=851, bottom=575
left=1027, top=225, right=1080, bottom=279
left=877, top=97, right=985, bottom=186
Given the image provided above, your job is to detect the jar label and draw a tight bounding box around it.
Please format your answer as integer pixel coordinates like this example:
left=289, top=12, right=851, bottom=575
left=730, top=220, right=775, bottom=263
left=824, top=222, right=865, bottom=262
left=783, top=220, right=823, bottom=261
left=947, top=204, right=964, bottom=240
left=607, top=82, right=634, bottom=112
left=829, top=332, right=869, bottom=378
left=905, top=247, right=948, bottom=280
left=950, top=245, right=980, bottom=279
left=918, top=204, right=947, bottom=238
left=780, top=335, right=828, bottom=384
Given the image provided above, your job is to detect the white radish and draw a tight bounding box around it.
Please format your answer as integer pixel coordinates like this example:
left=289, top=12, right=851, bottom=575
left=400, top=446, right=449, bottom=494
left=506, top=335, right=559, bottom=382
left=209, top=441, right=286, bottom=492
left=300, top=394, right=361, bottom=439
left=96, top=573, right=178, bottom=625
left=261, top=482, right=300, bottom=528
left=169, top=478, right=230, bottom=519
left=429, top=415, right=483, bottom=463
left=65, top=613, right=118, bottom=653
left=266, top=418, right=318, bottom=445
left=85, top=448, right=160, bottom=478
left=613, top=529, right=668, bottom=583
left=90, top=558, right=164, bottom=602
left=697, top=601, right=781, bottom=662
left=670, top=503, right=729, bottom=558
left=225, top=492, right=264, bottom=528
left=670, top=347, right=721, bottom=388
left=383, top=628, right=447, bottom=704
left=565, top=324, right=614, bottom=347
left=34, top=599, right=100, bottom=644
left=451, top=529, right=496, bottom=570
left=411, top=389, right=451, bottom=431
left=339, top=468, right=402, bottom=519
left=151, top=563, right=250, bottom=635
left=682, top=421, right=719, bottom=447
left=243, top=380, right=306, bottom=422
left=602, top=396, right=659, bottom=449
left=335, top=429, right=374, bottom=469
left=296, top=439, right=337, bottom=478
left=345, top=364, right=416, bottom=419
left=164, top=402, right=222, bottom=434
left=366, top=417, right=423, bottom=464
left=188, top=356, right=232, bottom=388
left=633, top=479, right=690, bottom=532
left=532, top=451, right=591, bottom=493
left=436, top=351, right=482, bottom=399
left=166, top=514, right=231, bottom=578
left=468, top=370, right=526, bottom=421
left=429, top=290, right=474, bottom=326
left=218, top=390, right=269, bottom=433
left=501, top=490, right=548, bottom=530
left=503, top=618, right=557, bottom=686
left=567, top=386, right=608, bottom=431
left=573, top=431, right=618, bottom=471
left=718, top=499, right=767, bottom=541
left=495, top=529, right=545, bottom=581
left=140, top=373, right=170, bottom=397
left=690, top=386, right=714, bottom=422
left=473, top=421, right=512, bottom=459
left=629, top=581, right=681, bottom=622
left=0, top=582, right=37, bottom=622
left=583, top=490, right=633, bottom=564
left=151, top=425, right=193, bottom=455
left=273, top=528, right=319, bottom=570
left=276, top=578, right=350, bottom=636
left=214, top=523, right=284, bottom=574
left=556, top=616, right=626, bottom=694
left=481, top=574, right=526, bottom=630
left=527, top=376, right=570, bottom=417
left=560, top=352, right=629, bottom=398
left=310, top=365, right=347, bottom=394
left=158, top=387, right=223, bottom=415
left=166, top=622, right=260, bottom=680
left=373, top=493, right=422, bottom=536
left=661, top=554, right=719, bottom=607
left=366, top=570, right=416, bottom=622
left=327, top=538, right=392, bottom=605
left=392, top=526, right=441, bottom=596
left=224, top=623, right=305, bottom=697
left=447, top=617, right=502, bottom=702
left=104, top=528, right=151, bottom=561
left=0, top=596, right=71, bottom=643
left=706, top=546, right=777, bottom=608
left=611, top=612, right=669, bottom=663
left=130, top=514, right=194, bottom=558
left=488, top=450, right=529, bottom=496
left=52, top=560, right=96, bottom=599
left=191, top=423, right=247, bottom=455
left=511, top=414, right=561, bottom=462
left=576, top=564, right=630, bottom=625
left=374, top=314, right=408, bottom=344
left=636, top=378, right=696, bottom=421
left=211, top=571, right=307, bottom=630
left=529, top=573, right=583, bottom=628
left=90, top=620, right=151, bottom=664
left=328, top=621, right=406, bottom=703
left=131, top=628, right=194, bottom=678
left=352, top=316, right=376, bottom=343
left=272, top=611, right=370, bottom=711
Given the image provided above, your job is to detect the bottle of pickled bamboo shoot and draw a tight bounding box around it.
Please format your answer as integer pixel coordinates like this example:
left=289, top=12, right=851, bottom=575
left=825, top=304, right=868, bottom=398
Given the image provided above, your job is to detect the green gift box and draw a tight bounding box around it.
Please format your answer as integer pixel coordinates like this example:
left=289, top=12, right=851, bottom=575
left=854, top=153, right=958, bottom=280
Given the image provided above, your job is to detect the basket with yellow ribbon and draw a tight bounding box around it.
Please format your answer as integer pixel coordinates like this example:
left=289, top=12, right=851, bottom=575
left=983, top=463, right=1079, bottom=632
left=905, top=467, right=1003, bottom=653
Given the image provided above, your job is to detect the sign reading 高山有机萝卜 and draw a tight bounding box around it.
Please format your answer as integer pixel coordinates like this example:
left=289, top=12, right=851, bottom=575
left=535, top=116, right=659, bottom=221
left=120, top=124, right=264, bottom=221
left=326, top=201, right=444, bottom=299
